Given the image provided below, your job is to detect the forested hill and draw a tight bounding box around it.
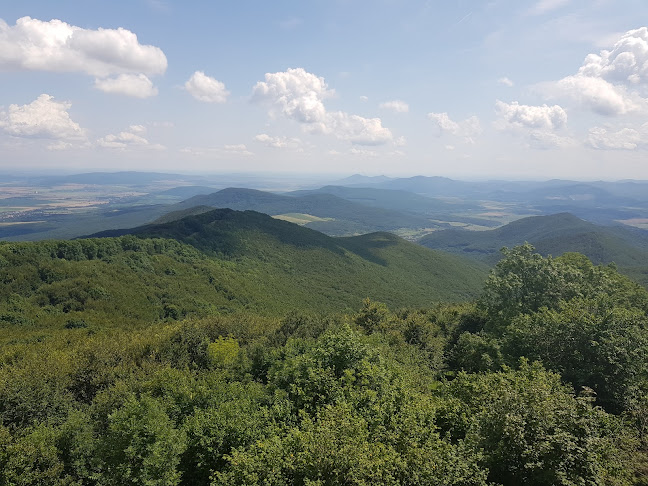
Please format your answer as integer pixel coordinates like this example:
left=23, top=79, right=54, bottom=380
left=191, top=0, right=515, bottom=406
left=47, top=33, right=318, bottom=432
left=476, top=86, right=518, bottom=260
left=168, top=187, right=435, bottom=235
left=0, top=207, right=488, bottom=339
left=88, top=208, right=488, bottom=308
left=419, top=212, right=648, bottom=285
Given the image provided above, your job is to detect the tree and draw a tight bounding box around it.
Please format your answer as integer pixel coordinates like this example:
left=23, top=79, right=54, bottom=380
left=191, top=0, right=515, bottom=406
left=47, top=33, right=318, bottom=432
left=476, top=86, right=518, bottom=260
left=437, top=360, right=631, bottom=485
left=100, top=395, right=186, bottom=486
left=503, top=298, right=648, bottom=412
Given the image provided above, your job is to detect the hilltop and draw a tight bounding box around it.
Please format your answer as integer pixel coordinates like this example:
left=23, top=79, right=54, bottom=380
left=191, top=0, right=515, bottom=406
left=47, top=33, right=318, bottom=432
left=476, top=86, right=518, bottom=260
left=90, top=208, right=488, bottom=310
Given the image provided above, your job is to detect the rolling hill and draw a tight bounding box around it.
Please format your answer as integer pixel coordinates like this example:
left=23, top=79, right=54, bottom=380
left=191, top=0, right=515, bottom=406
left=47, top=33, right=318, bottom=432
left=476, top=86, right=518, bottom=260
left=89, top=208, right=489, bottom=311
left=0, top=208, right=487, bottom=337
left=418, top=212, right=648, bottom=285
left=170, top=188, right=436, bottom=235
left=287, top=185, right=473, bottom=214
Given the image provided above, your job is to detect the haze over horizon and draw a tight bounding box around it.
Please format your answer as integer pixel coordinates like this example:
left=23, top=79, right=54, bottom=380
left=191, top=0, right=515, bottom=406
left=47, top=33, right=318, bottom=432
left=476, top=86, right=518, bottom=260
left=2, top=1, right=648, bottom=179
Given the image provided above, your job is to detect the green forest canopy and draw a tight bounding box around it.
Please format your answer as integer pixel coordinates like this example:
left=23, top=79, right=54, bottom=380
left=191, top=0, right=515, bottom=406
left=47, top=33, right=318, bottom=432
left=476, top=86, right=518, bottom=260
left=2, top=235, right=648, bottom=485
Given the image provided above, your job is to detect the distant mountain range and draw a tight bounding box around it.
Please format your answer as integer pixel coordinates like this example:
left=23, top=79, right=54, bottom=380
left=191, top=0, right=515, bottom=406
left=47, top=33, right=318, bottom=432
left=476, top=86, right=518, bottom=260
left=171, top=187, right=438, bottom=235
left=4, top=171, right=648, bottom=245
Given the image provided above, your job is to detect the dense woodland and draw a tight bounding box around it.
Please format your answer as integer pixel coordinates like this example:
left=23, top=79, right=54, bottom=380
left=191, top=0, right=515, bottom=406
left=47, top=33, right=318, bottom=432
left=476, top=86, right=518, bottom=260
left=2, top=211, right=648, bottom=484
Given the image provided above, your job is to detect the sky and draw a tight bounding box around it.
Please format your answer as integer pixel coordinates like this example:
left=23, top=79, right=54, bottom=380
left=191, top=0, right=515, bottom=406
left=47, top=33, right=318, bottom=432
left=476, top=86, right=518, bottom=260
left=1, top=0, right=648, bottom=180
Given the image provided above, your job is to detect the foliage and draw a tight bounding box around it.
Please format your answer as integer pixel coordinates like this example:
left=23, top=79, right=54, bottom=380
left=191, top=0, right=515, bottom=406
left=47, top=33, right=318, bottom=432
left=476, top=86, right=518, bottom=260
left=438, top=360, right=632, bottom=486
left=100, top=394, right=186, bottom=486
left=2, top=235, right=648, bottom=483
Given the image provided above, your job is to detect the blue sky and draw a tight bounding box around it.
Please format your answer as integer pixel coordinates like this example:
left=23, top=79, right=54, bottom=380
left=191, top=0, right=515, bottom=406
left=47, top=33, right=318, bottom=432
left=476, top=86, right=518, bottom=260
left=1, top=0, right=648, bottom=179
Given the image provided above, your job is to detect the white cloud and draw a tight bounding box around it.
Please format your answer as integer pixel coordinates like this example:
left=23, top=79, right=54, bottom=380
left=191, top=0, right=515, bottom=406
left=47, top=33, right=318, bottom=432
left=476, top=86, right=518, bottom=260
left=578, top=27, right=648, bottom=85
left=379, top=100, right=409, bottom=113
left=549, top=75, right=645, bottom=116
left=184, top=71, right=229, bottom=103
left=529, top=0, right=571, bottom=15
left=428, top=112, right=482, bottom=143
left=252, top=68, right=332, bottom=125
left=224, top=144, right=253, bottom=156
left=445, top=145, right=455, bottom=150
left=495, top=100, right=567, bottom=130
left=97, top=125, right=164, bottom=150
left=94, top=73, right=158, bottom=98
left=252, top=67, right=393, bottom=145
left=254, top=133, right=302, bottom=150
left=428, top=112, right=459, bottom=133
left=129, top=124, right=146, bottom=134
left=587, top=123, right=648, bottom=150
left=0, top=16, right=167, bottom=77
left=498, top=77, right=514, bottom=87
left=544, top=28, right=648, bottom=116
left=326, top=112, right=393, bottom=145
left=0, top=94, right=86, bottom=141
left=494, top=100, right=573, bottom=149
left=359, top=95, right=369, bottom=102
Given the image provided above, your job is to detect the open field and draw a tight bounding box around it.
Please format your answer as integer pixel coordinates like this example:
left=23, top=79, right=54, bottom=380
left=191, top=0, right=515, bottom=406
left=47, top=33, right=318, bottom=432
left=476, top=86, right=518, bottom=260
left=273, top=213, right=335, bottom=225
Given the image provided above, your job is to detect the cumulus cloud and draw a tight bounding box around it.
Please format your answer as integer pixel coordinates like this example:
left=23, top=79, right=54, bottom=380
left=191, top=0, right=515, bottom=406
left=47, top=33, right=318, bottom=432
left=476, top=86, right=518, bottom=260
left=185, top=71, right=229, bottom=103
left=0, top=16, right=166, bottom=95
left=326, top=112, right=393, bottom=145
left=428, top=112, right=482, bottom=143
left=0, top=94, right=86, bottom=141
left=552, top=75, right=643, bottom=116
left=252, top=68, right=332, bottom=126
left=544, top=28, right=648, bottom=116
left=379, top=100, right=409, bottom=113
left=498, top=77, right=514, bottom=87
left=94, top=74, right=158, bottom=98
left=579, top=27, right=648, bottom=85
left=0, top=17, right=166, bottom=76
left=252, top=68, right=393, bottom=145
left=587, top=123, right=648, bottom=150
left=494, top=100, right=573, bottom=149
left=97, top=125, right=164, bottom=150
left=254, top=133, right=302, bottom=150
left=495, top=100, right=567, bottom=130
